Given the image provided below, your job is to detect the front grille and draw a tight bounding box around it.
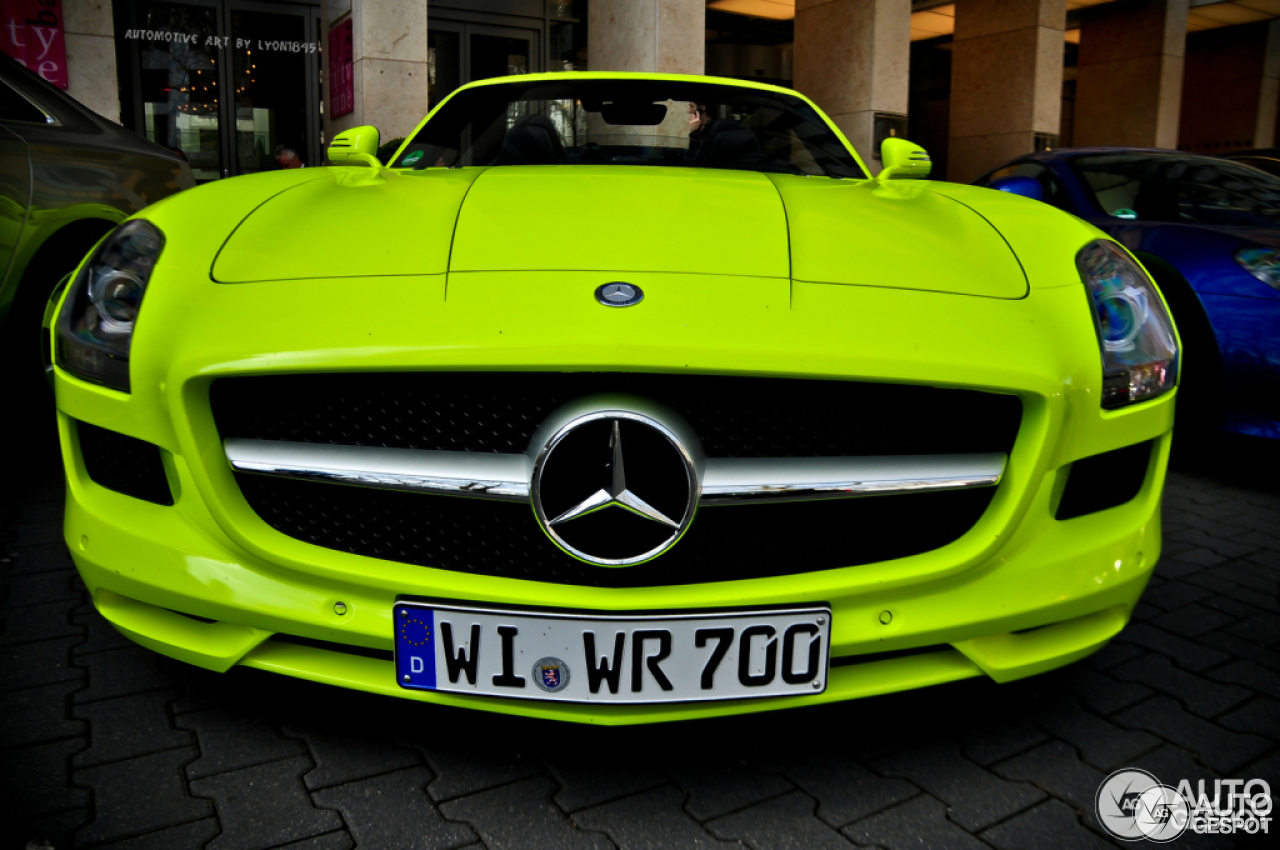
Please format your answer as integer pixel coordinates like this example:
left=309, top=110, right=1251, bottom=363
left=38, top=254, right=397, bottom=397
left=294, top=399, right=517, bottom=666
left=235, top=473, right=997, bottom=586
left=211, top=372, right=1022, bottom=458
left=216, top=372, right=1020, bottom=585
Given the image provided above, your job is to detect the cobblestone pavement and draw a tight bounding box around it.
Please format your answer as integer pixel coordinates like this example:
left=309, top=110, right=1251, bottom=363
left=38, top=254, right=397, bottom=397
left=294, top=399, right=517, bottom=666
left=2, top=427, right=1277, bottom=850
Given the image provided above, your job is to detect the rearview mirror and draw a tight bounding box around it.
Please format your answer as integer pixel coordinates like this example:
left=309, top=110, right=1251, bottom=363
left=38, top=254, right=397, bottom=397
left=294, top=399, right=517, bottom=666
left=328, top=126, right=382, bottom=167
left=879, top=138, right=932, bottom=180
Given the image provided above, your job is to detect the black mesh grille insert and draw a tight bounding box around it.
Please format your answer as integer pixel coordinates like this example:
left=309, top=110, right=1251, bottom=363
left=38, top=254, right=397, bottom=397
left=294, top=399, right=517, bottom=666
left=211, top=372, right=1022, bottom=458
left=1056, top=440, right=1153, bottom=520
left=235, top=473, right=997, bottom=587
left=77, top=421, right=173, bottom=506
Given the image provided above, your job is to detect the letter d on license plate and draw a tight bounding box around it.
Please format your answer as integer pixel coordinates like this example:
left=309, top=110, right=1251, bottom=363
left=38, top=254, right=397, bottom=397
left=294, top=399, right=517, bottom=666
left=394, top=603, right=831, bottom=704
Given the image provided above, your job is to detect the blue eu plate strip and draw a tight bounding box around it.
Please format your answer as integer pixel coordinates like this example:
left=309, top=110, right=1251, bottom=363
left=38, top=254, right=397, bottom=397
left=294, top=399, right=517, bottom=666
left=395, top=606, right=436, bottom=690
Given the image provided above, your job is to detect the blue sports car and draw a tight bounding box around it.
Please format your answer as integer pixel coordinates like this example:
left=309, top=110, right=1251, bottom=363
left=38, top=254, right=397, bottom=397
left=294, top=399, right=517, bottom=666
left=976, top=148, right=1280, bottom=440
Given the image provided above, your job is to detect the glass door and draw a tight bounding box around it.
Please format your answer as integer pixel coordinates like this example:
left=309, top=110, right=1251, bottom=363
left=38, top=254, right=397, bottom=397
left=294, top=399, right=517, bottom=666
left=427, top=20, right=538, bottom=112
left=119, top=0, right=321, bottom=181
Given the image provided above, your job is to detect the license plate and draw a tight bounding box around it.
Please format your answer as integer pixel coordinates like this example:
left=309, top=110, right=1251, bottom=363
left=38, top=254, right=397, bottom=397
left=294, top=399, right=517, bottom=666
left=393, top=602, right=831, bottom=704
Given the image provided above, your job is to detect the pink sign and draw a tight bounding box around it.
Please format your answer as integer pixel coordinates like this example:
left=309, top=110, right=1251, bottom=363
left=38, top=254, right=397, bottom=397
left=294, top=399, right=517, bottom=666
left=1, top=0, right=68, bottom=89
left=329, top=18, right=353, bottom=119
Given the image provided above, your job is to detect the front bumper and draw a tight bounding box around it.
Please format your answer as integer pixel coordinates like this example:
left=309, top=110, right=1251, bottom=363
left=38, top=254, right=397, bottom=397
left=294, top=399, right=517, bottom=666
left=55, top=274, right=1174, bottom=724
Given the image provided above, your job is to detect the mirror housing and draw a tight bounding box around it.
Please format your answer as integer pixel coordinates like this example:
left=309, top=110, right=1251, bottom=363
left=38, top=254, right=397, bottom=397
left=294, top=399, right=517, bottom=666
left=328, top=126, right=382, bottom=167
left=988, top=175, right=1045, bottom=202
left=879, top=138, right=932, bottom=180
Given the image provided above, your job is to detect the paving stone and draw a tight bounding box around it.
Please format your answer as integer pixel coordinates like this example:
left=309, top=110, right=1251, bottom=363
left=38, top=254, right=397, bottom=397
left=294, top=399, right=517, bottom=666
left=1, top=635, right=82, bottom=693
left=0, top=599, right=82, bottom=646
left=1058, top=666, right=1154, bottom=717
left=1114, top=624, right=1231, bottom=672
left=179, top=705, right=308, bottom=779
left=75, top=747, right=212, bottom=845
left=1218, top=697, right=1280, bottom=742
left=841, top=794, right=988, bottom=850
left=993, top=740, right=1108, bottom=832
left=1114, top=696, right=1272, bottom=775
left=545, top=756, right=666, bottom=812
left=73, top=605, right=136, bottom=656
left=72, top=689, right=192, bottom=768
left=874, top=740, right=1044, bottom=832
left=1083, top=641, right=1146, bottom=671
left=8, top=808, right=92, bottom=850
left=705, top=790, right=854, bottom=850
left=1200, top=594, right=1266, bottom=619
left=1199, top=630, right=1280, bottom=671
left=1207, top=659, right=1280, bottom=700
left=755, top=753, right=917, bottom=828
left=1229, top=614, right=1280, bottom=647
left=172, top=663, right=236, bottom=715
left=1110, top=655, right=1252, bottom=718
left=1142, top=581, right=1211, bottom=612
left=1133, top=743, right=1223, bottom=788
left=282, top=720, right=422, bottom=790
left=438, top=775, right=610, bottom=850
left=0, top=569, right=80, bottom=609
left=312, top=766, right=475, bottom=850
left=93, top=818, right=221, bottom=849
left=421, top=742, right=543, bottom=802
left=668, top=760, right=793, bottom=821
left=271, top=831, right=354, bottom=850
left=73, top=644, right=177, bottom=704
left=0, top=739, right=89, bottom=820
left=980, top=800, right=1114, bottom=850
left=5, top=519, right=62, bottom=549
left=189, top=756, right=343, bottom=850
left=1035, top=696, right=1162, bottom=771
left=1150, top=604, right=1236, bottom=638
left=955, top=720, right=1050, bottom=767
left=574, top=785, right=741, bottom=850
left=0, top=680, right=84, bottom=749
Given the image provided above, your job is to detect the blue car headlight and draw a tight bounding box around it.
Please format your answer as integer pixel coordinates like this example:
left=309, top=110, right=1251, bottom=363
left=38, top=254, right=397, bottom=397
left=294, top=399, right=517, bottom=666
left=55, top=220, right=165, bottom=392
left=1076, top=240, right=1178, bottom=409
left=1235, top=246, right=1280, bottom=290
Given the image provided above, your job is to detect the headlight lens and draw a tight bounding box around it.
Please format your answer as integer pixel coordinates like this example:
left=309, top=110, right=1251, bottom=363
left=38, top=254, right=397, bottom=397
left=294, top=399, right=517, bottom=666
left=1076, top=240, right=1178, bottom=409
left=1235, top=246, right=1280, bottom=290
left=56, top=220, right=165, bottom=392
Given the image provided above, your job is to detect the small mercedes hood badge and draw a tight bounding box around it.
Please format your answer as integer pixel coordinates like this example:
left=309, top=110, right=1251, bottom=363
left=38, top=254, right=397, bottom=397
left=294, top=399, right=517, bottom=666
left=595, top=282, right=643, bottom=307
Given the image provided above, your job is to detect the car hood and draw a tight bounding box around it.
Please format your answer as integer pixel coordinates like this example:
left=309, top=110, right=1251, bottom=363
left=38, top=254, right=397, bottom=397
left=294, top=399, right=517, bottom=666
left=212, top=166, right=1027, bottom=298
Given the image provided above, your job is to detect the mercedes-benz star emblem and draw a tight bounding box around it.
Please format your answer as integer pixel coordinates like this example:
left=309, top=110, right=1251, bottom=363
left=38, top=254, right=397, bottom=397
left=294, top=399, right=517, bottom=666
left=595, top=282, right=643, bottom=307
left=531, top=410, right=698, bottom=566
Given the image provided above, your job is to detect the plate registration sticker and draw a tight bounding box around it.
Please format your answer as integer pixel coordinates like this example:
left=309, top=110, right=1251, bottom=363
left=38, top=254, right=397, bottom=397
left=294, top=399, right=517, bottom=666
left=393, top=603, right=831, bottom=704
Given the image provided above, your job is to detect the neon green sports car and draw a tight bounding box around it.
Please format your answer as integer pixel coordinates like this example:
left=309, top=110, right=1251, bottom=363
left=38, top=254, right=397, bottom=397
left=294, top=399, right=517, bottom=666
left=51, top=72, right=1179, bottom=724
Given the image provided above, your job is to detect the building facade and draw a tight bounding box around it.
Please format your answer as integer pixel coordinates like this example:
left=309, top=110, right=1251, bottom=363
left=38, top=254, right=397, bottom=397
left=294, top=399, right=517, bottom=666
left=7, top=0, right=1280, bottom=182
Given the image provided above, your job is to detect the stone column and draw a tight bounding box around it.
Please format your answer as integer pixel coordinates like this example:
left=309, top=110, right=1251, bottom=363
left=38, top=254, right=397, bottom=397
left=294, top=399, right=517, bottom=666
left=324, top=1, right=428, bottom=145
left=793, top=0, right=911, bottom=174
left=589, top=0, right=704, bottom=75
left=948, top=0, right=1066, bottom=183
left=64, top=0, right=120, bottom=123
left=1257, top=21, right=1280, bottom=149
left=1074, top=0, right=1189, bottom=149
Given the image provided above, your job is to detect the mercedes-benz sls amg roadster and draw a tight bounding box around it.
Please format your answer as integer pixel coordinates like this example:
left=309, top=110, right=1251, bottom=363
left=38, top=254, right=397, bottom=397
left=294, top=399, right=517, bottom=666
left=50, top=73, right=1179, bottom=723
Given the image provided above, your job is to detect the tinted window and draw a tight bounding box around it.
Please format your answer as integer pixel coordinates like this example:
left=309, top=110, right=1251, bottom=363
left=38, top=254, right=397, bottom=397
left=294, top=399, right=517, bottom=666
left=395, top=79, right=865, bottom=179
left=0, top=79, right=47, bottom=124
left=979, top=161, right=1069, bottom=210
left=1073, top=153, right=1280, bottom=226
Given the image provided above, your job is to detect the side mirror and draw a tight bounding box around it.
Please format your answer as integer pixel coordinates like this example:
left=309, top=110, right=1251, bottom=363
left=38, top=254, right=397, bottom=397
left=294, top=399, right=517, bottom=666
left=988, top=175, right=1045, bottom=202
left=328, top=126, right=382, bottom=167
left=879, top=138, right=932, bottom=180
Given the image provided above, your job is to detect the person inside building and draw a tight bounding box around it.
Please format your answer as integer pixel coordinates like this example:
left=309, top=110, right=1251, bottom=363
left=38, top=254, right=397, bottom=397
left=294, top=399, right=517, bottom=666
left=274, top=145, right=305, bottom=169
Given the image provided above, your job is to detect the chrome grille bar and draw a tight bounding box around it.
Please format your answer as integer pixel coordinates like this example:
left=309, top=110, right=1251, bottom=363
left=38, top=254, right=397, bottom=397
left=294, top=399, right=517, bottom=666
left=224, top=438, right=531, bottom=501
left=699, top=454, right=1005, bottom=504
left=225, top=439, right=1003, bottom=505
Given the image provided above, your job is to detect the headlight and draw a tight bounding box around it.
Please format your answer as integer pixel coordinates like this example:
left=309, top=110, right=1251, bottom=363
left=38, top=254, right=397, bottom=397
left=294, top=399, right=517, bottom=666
left=1235, top=246, right=1280, bottom=290
left=55, top=220, right=165, bottom=392
left=1076, top=240, right=1178, bottom=409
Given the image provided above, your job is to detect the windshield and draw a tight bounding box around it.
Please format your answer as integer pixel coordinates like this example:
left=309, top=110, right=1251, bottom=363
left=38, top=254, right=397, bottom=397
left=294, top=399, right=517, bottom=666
left=1072, top=153, right=1280, bottom=227
left=392, top=78, right=865, bottom=179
